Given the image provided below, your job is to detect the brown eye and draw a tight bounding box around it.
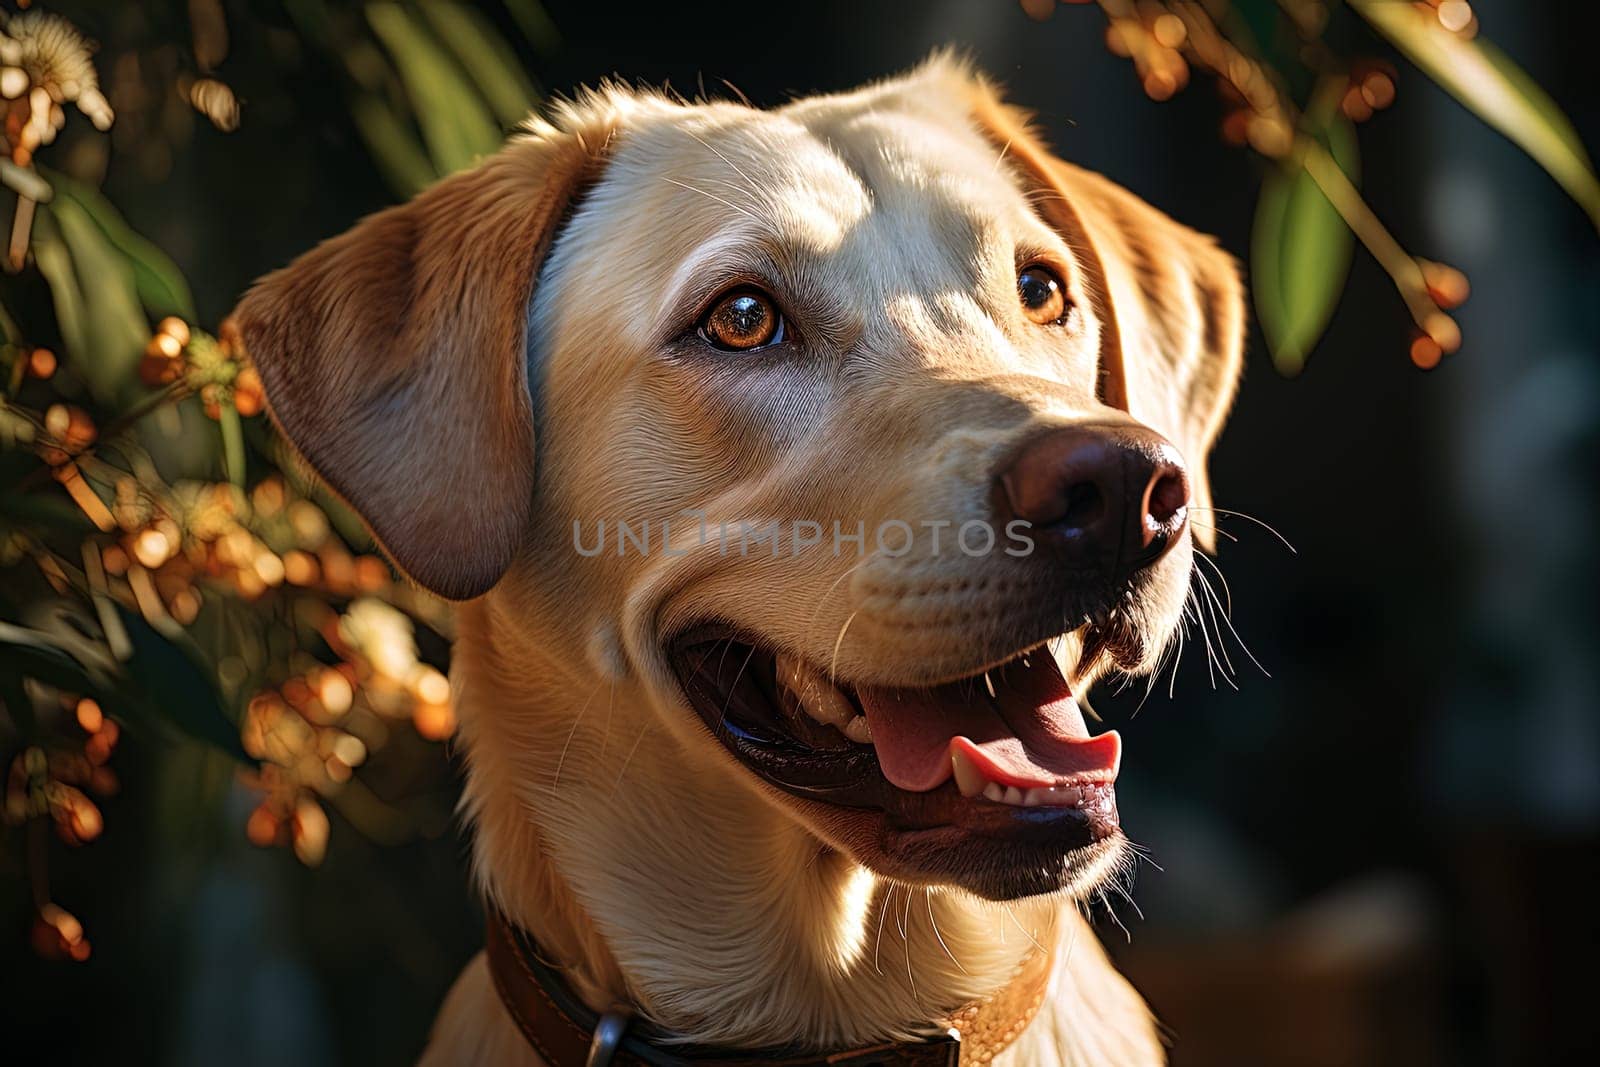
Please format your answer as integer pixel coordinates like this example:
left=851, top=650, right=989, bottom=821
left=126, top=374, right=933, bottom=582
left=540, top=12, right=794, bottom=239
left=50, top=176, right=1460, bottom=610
left=1018, top=265, right=1069, bottom=325
left=699, top=289, right=785, bottom=351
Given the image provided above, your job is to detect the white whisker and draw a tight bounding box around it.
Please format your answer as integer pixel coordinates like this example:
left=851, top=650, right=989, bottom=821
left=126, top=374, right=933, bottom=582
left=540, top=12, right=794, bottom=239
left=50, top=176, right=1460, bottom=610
left=926, top=889, right=969, bottom=975
left=1192, top=505, right=1297, bottom=554
left=660, top=176, right=761, bottom=222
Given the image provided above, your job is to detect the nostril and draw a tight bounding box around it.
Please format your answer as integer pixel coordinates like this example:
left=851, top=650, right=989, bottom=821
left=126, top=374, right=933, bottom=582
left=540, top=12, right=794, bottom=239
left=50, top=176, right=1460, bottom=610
left=996, top=426, right=1189, bottom=568
left=1147, top=470, right=1188, bottom=526
left=1060, top=481, right=1105, bottom=530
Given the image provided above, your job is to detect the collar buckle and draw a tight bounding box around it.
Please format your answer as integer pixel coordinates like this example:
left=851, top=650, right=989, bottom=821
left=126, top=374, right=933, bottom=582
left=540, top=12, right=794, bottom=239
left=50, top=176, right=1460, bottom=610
left=586, top=1006, right=635, bottom=1067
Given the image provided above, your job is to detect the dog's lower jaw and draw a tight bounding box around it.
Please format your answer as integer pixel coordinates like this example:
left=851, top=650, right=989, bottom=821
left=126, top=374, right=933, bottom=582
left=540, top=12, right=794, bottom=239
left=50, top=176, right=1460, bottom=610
left=424, top=595, right=1163, bottom=1065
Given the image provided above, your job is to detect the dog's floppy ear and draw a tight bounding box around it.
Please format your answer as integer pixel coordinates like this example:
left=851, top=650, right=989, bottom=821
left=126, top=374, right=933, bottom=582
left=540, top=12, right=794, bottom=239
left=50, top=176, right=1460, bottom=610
left=228, top=111, right=619, bottom=598
left=967, top=82, right=1245, bottom=550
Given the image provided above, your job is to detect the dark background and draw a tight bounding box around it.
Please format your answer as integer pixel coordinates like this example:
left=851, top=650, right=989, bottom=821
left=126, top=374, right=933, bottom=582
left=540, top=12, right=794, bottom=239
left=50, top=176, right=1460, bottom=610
left=4, top=2, right=1597, bottom=1064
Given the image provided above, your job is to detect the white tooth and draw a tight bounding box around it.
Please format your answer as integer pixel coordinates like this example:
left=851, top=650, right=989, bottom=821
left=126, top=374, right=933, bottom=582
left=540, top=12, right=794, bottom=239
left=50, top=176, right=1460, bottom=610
left=982, top=782, right=1006, bottom=803
left=950, top=745, right=987, bottom=797
left=983, top=672, right=996, bottom=698
left=1003, top=785, right=1025, bottom=806
left=842, top=715, right=873, bottom=745
left=775, top=652, right=857, bottom=728
left=1021, top=785, right=1086, bottom=808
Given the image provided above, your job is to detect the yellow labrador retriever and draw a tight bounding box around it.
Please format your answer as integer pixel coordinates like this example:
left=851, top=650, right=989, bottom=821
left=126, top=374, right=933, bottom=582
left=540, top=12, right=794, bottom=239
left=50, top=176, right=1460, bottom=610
left=229, top=56, right=1242, bottom=1066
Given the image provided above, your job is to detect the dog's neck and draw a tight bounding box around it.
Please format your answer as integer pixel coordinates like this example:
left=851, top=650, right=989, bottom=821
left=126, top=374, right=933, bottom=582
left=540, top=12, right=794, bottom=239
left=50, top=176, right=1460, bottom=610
left=447, top=593, right=1157, bottom=1064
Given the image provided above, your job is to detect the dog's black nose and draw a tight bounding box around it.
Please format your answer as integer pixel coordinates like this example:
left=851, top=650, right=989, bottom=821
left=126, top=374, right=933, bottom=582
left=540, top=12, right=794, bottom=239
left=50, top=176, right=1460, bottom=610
left=994, top=424, right=1190, bottom=575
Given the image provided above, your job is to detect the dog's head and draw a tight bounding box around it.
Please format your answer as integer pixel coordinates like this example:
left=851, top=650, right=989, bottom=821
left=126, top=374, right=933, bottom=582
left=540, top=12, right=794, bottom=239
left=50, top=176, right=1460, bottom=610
left=231, top=57, right=1242, bottom=903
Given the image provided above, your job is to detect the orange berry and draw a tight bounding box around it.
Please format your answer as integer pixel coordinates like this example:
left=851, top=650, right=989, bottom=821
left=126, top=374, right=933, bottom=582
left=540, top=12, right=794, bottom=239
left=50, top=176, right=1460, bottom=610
left=410, top=666, right=451, bottom=706
left=233, top=366, right=264, bottom=416
left=148, top=332, right=183, bottom=360
left=1420, top=260, right=1471, bottom=309
left=1437, top=1, right=1473, bottom=34
left=157, top=317, right=190, bottom=347
left=354, top=555, right=390, bottom=592
left=413, top=700, right=457, bottom=741
left=138, top=351, right=183, bottom=387
left=26, top=347, right=55, bottom=378
left=1220, top=110, right=1251, bottom=146
left=85, top=733, right=113, bottom=766
left=1360, top=73, right=1396, bottom=110
left=1151, top=13, right=1186, bottom=48
left=132, top=527, right=172, bottom=569
left=282, top=549, right=319, bottom=586
left=44, top=404, right=95, bottom=452
left=1341, top=87, right=1373, bottom=123
left=1423, top=311, right=1462, bottom=354
left=168, top=587, right=201, bottom=625
left=1410, top=335, right=1443, bottom=370
left=32, top=905, right=90, bottom=961
left=67, top=793, right=102, bottom=842
left=75, top=698, right=103, bottom=734
left=1104, top=20, right=1138, bottom=58
left=245, top=803, right=281, bottom=847
left=292, top=798, right=329, bottom=867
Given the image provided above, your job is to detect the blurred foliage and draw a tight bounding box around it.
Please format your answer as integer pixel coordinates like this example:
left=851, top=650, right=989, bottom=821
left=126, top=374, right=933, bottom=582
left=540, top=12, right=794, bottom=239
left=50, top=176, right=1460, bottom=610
left=1037, top=0, right=1598, bottom=374
left=0, top=0, right=549, bottom=962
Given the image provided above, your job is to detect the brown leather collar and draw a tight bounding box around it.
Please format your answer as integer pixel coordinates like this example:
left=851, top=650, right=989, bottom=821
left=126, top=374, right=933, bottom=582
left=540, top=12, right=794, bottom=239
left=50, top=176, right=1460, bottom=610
left=485, top=909, right=1054, bottom=1066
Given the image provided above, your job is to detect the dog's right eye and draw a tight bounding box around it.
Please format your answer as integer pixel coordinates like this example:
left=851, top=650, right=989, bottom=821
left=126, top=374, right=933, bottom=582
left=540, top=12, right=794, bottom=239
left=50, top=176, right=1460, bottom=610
left=1018, top=265, right=1070, bottom=326
left=698, top=289, right=786, bottom=352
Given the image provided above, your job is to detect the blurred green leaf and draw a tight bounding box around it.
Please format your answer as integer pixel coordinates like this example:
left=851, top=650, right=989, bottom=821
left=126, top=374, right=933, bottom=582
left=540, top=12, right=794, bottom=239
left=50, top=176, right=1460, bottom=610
left=1354, top=0, right=1600, bottom=230
left=419, top=2, right=539, bottom=126
left=0, top=669, right=31, bottom=735
left=0, top=492, right=93, bottom=537
left=350, top=93, right=438, bottom=196
left=366, top=3, right=503, bottom=174
left=0, top=300, right=20, bottom=346
left=37, top=201, right=149, bottom=403
left=118, top=609, right=250, bottom=763
left=283, top=0, right=336, bottom=45
left=31, top=231, right=90, bottom=381
left=1252, top=101, right=1359, bottom=377
left=503, top=0, right=560, bottom=54
left=4, top=604, right=249, bottom=762
left=0, top=618, right=107, bottom=699
left=218, top=402, right=245, bottom=487
left=47, top=172, right=197, bottom=321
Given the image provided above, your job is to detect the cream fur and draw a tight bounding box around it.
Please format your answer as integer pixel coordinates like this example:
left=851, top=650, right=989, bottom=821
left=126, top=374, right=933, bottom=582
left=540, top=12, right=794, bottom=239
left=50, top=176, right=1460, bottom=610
left=234, top=55, right=1246, bottom=1067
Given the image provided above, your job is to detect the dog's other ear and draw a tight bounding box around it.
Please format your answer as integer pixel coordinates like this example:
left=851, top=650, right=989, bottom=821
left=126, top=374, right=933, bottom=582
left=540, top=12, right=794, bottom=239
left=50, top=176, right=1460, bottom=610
left=966, top=80, right=1245, bottom=550
left=228, top=108, right=620, bottom=598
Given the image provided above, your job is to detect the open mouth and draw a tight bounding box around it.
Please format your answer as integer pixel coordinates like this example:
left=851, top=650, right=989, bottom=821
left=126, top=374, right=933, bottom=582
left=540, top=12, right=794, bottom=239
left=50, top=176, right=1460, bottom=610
left=671, top=627, right=1123, bottom=891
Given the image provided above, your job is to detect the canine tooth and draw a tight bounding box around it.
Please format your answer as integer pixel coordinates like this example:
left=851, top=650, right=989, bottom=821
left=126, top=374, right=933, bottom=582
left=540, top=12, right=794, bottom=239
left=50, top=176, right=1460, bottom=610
left=774, top=652, right=856, bottom=728
left=950, top=745, right=987, bottom=797
left=982, top=782, right=1006, bottom=803
left=983, top=672, right=996, bottom=698
left=1003, top=785, right=1025, bottom=806
left=842, top=715, right=873, bottom=745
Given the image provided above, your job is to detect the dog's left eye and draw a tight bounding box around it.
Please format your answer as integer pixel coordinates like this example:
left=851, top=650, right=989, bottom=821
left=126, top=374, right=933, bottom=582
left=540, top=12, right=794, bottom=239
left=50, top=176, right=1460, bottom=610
left=1018, top=265, right=1069, bottom=326
left=698, top=289, right=786, bottom=352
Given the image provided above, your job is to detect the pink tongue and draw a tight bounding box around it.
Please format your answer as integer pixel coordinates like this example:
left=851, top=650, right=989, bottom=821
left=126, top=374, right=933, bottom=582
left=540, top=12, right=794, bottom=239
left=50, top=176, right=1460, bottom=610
left=855, top=654, right=1121, bottom=793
